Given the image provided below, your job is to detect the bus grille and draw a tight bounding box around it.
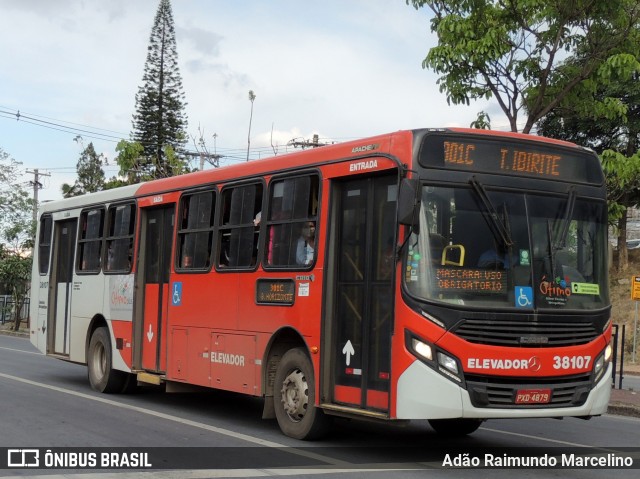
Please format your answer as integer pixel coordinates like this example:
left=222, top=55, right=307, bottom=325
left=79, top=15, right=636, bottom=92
left=464, top=373, right=592, bottom=409
left=453, top=319, right=599, bottom=347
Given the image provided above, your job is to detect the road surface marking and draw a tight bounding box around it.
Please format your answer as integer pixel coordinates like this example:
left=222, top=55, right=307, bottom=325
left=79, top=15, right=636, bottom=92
left=0, top=372, right=349, bottom=466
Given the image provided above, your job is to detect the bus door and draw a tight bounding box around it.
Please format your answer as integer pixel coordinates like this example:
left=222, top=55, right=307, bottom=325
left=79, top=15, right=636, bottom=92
left=47, top=219, right=77, bottom=356
left=136, top=204, right=175, bottom=373
left=325, top=172, right=397, bottom=412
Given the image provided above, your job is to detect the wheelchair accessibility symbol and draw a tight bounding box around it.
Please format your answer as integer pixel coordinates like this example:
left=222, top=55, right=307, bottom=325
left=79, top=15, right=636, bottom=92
left=172, top=282, right=182, bottom=306
left=515, top=286, right=533, bottom=308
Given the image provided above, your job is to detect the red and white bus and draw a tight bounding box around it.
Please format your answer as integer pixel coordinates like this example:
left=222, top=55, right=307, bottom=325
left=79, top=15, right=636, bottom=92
left=30, top=128, right=612, bottom=439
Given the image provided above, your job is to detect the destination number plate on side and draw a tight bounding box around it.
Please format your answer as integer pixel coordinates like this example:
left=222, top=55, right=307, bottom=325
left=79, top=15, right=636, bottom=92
left=515, top=388, right=551, bottom=404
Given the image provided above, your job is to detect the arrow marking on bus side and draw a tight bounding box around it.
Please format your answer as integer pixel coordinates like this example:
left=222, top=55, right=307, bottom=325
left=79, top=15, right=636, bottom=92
left=342, top=340, right=355, bottom=366
left=147, top=324, right=154, bottom=343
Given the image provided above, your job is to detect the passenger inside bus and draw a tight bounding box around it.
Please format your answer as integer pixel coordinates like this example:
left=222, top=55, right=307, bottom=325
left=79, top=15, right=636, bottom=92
left=477, top=247, right=511, bottom=269
left=296, top=221, right=316, bottom=265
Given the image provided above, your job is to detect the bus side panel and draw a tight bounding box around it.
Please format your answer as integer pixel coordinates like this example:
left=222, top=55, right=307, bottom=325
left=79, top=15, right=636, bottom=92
left=210, top=332, right=257, bottom=394
left=168, top=274, right=239, bottom=331
left=165, top=273, right=240, bottom=387
left=30, top=275, right=48, bottom=354
left=111, top=320, right=134, bottom=370
left=68, top=274, right=105, bottom=363
left=107, top=274, right=135, bottom=371
left=169, top=326, right=210, bottom=386
left=165, top=326, right=259, bottom=395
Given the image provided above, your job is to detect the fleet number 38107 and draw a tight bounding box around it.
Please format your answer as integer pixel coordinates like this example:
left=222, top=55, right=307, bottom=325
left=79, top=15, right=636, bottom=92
left=552, top=355, right=591, bottom=370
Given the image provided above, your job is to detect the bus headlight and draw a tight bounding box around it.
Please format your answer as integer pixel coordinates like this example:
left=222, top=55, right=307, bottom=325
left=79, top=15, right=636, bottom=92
left=593, top=344, right=612, bottom=384
left=437, top=352, right=458, bottom=374
left=437, top=351, right=462, bottom=383
left=412, top=338, right=433, bottom=361
left=406, top=331, right=464, bottom=384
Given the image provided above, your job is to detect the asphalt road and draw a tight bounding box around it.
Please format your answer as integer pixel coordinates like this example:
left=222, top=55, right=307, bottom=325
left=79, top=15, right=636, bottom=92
left=0, top=334, right=639, bottom=478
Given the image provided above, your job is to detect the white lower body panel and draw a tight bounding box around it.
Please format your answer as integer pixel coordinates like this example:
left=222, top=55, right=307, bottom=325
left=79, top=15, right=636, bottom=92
left=396, top=360, right=611, bottom=420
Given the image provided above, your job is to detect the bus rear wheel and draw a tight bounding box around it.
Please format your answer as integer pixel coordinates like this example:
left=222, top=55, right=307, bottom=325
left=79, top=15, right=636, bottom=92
left=274, top=348, right=329, bottom=440
left=428, top=418, right=483, bottom=436
left=87, top=327, right=127, bottom=393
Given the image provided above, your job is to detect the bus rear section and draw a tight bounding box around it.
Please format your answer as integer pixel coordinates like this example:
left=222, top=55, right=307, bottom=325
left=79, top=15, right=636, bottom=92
left=391, top=129, right=611, bottom=435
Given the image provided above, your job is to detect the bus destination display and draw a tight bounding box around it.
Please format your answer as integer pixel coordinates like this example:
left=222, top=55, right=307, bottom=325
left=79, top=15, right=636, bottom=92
left=256, top=279, right=295, bottom=305
left=420, top=133, right=602, bottom=184
left=435, top=267, right=507, bottom=294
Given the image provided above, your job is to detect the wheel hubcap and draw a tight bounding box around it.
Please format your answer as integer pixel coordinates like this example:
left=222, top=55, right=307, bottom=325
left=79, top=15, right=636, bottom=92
left=280, top=368, right=309, bottom=422
left=92, top=342, right=106, bottom=379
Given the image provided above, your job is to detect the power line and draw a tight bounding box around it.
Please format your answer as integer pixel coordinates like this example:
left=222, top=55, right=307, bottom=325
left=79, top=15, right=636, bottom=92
left=1, top=106, right=358, bottom=169
left=0, top=103, right=128, bottom=136
left=0, top=110, right=123, bottom=143
left=0, top=107, right=283, bottom=159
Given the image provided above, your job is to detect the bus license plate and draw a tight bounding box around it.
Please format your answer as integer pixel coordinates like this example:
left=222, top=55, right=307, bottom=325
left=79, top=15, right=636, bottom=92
left=515, top=389, right=551, bottom=404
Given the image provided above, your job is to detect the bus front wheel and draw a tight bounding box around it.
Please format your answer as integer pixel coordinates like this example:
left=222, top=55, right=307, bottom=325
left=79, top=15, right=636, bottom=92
left=87, top=327, right=127, bottom=393
left=274, top=348, right=329, bottom=440
left=428, top=418, right=483, bottom=436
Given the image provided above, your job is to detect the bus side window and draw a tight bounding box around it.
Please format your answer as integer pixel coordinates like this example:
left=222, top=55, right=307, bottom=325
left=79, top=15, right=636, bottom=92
left=38, top=215, right=53, bottom=275
left=264, top=174, right=319, bottom=269
left=177, top=191, right=215, bottom=271
left=217, top=182, right=263, bottom=269
left=77, top=208, right=105, bottom=273
left=105, top=203, right=136, bottom=273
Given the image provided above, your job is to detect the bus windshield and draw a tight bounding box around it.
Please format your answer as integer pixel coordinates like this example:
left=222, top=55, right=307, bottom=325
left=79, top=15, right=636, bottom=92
left=404, top=185, right=609, bottom=310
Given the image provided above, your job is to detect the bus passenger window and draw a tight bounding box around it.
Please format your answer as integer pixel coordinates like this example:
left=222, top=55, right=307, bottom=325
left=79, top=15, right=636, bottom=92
left=77, top=208, right=104, bottom=273
left=105, top=203, right=136, bottom=273
left=38, top=215, right=53, bottom=275
left=265, top=174, right=319, bottom=269
left=216, top=182, right=263, bottom=269
left=177, top=191, right=215, bottom=271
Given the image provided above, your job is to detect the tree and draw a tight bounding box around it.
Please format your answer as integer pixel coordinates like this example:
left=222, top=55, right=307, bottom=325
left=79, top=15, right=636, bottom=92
left=61, top=142, right=106, bottom=198
left=0, top=148, right=34, bottom=331
left=601, top=150, right=640, bottom=271
left=130, top=0, right=188, bottom=180
left=538, top=66, right=640, bottom=270
left=406, top=0, right=640, bottom=133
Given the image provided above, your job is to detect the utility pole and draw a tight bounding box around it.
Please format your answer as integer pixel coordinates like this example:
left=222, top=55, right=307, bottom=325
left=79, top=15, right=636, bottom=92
left=25, top=168, right=50, bottom=224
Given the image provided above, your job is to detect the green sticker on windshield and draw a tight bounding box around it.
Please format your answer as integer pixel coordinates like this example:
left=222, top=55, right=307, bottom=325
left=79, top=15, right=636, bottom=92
left=571, top=282, right=600, bottom=295
left=519, top=250, right=530, bottom=266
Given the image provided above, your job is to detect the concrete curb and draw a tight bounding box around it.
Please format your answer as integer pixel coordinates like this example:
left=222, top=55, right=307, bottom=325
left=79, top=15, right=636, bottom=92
left=607, top=403, right=640, bottom=418
left=0, top=329, right=29, bottom=338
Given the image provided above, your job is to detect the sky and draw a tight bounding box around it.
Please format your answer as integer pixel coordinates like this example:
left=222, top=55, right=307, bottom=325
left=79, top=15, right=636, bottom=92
left=0, top=0, right=496, bottom=202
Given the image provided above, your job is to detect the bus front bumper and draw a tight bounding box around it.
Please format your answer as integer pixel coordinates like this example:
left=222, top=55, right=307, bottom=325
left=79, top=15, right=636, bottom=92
left=395, top=360, right=612, bottom=420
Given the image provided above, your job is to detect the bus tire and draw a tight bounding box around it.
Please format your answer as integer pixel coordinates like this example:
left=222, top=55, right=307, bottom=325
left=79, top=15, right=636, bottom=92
left=87, top=327, right=126, bottom=393
left=274, top=348, right=330, bottom=440
left=428, top=418, right=483, bottom=436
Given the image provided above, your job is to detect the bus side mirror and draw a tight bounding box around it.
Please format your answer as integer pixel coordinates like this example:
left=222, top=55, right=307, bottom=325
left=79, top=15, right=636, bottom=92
left=398, top=178, right=421, bottom=229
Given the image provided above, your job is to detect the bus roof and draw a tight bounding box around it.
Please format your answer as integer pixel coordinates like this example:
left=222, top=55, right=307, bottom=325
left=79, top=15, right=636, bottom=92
left=135, top=130, right=410, bottom=196
left=38, top=128, right=594, bottom=214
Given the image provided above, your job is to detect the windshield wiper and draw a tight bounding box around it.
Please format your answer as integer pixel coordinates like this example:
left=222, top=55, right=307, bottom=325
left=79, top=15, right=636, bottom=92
left=470, top=177, right=513, bottom=248
left=542, top=187, right=577, bottom=282
left=554, top=186, right=576, bottom=251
